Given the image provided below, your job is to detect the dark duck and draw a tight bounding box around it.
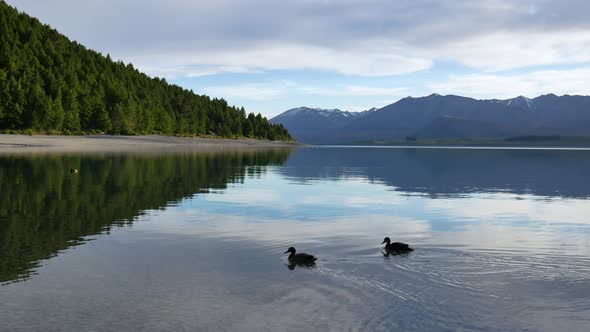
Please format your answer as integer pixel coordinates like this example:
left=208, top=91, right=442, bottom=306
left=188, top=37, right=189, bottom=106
left=284, top=247, right=317, bottom=269
left=381, top=237, right=413, bottom=254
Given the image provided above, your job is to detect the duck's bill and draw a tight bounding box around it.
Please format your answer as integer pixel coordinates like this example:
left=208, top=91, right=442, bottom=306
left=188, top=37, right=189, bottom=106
left=381, top=240, right=386, bottom=244
left=284, top=251, right=289, bottom=254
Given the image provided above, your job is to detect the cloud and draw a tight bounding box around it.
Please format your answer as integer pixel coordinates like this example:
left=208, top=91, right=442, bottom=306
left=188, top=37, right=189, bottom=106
left=300, top=85, right=408, bottom=97
left=429, top=67, right=590, bottom=98
left=202, top=80, right=409, bottom=102
left=123, top=42, right=432, bottom=77
left=138, top=65, right=260, bottom=80
left=10, top=0, right=590, bottom=78
left=202, top=83, right=286, bottom=101
left=434, top=30, right=590, bottom=71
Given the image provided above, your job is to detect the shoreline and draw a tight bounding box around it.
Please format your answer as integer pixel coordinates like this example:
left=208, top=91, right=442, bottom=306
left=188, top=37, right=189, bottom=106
left=0, top=134, right=299, bottom=154
left=318, top=138, right=590, bottom=148
left=313, top=144, right=590, bottom=151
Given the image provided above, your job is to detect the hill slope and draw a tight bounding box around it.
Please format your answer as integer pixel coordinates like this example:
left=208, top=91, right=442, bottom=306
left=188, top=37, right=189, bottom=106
left=272, top=94, right=590, bottom=144
left=0, top=2, right=292, bottom=140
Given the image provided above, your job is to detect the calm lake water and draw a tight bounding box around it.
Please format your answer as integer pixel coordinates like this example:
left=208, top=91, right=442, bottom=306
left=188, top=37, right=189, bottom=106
left=1, top=147, right=590, bottom=331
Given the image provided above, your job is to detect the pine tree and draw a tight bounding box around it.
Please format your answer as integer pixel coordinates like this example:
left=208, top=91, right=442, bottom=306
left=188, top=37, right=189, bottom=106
left=63, top=88, right=81, bottom=133
left=0, top=70, right=8, bottom=124
left=45, top=91, right=65, bottom=131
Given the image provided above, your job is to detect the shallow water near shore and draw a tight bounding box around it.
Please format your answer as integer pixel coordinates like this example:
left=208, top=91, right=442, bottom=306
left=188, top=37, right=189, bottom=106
left=1, top=147, right=590, bottom=331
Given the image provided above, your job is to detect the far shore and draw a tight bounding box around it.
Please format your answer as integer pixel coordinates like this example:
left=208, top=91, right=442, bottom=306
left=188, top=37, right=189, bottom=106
left=0, top=134, right=299, bottom=154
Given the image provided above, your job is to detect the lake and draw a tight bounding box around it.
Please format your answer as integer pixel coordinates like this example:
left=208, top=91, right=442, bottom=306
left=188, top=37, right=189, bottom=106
left=1, top=147, right=589, bottom=331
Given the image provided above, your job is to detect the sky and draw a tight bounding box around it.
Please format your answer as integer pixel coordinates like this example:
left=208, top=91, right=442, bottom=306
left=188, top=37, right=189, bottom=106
left=7, top=0, right=590, bottom=118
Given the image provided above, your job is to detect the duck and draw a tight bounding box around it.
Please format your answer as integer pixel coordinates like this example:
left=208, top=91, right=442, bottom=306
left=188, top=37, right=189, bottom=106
left=381, top=237, right=413, bottom=253
left=284, top=247, right=317, bottom=266
left=70, top=168, right=79, bottom=174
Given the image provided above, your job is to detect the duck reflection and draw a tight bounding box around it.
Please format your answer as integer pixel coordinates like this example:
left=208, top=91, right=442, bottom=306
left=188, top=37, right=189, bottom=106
left=381, top=250, right=413, bottom=258
left=285, top=261, right=317, bottom=270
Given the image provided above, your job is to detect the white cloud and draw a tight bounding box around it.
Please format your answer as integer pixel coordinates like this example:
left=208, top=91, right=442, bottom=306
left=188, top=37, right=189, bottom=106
left=430, top=67, right=590, bottom=98
left=122, top=28, right=590, bottom=79
left=435, top=30, right=590, bottom=71
left=123, top=42, right=432, bottom=78
left=123, top=31, right=590, bottom=83
left=202, top=80, right=409, bottom=102
left=300, top=85, right=408, bottom=97
left=139, top=65, right=259, bottom=80
left=202, top=83, right=286, bottom=101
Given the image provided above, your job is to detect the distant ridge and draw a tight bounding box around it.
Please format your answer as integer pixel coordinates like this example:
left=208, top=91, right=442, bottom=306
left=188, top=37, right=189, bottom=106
left=271, top=106, right=375, bottom=143
left=271, top=94, right=590, bottom=144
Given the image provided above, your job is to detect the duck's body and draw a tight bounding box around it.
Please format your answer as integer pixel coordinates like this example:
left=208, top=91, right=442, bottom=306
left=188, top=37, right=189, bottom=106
left=382, top=237, right=413, bottom=253
left=284, top=247, right=317, bottom=265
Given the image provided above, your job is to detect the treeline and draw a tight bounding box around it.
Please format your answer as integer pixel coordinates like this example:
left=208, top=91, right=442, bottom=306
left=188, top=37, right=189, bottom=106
left=505, top=135, right=561, bottom=142
left=0, top=150, right=292, bottom=283
left=0, top=2, right=292, bottom=140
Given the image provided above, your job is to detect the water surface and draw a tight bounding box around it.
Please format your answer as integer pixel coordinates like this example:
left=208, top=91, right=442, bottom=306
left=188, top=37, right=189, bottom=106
left=1, top=147, right=589, bottom=331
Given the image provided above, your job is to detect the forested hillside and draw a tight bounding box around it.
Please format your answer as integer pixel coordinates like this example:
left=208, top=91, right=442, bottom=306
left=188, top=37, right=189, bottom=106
left=0, top=2, right=292, bottom=140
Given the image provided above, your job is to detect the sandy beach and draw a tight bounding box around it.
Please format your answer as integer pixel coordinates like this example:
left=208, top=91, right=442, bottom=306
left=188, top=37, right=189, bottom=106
left=0, top=134, right=298, bottom=154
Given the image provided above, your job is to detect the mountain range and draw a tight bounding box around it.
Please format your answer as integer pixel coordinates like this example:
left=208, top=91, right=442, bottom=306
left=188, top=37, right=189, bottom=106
left=271, top=94, right=590, bottom=144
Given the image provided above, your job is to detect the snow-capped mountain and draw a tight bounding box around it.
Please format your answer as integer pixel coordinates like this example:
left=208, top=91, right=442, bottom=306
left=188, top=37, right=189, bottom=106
left=271, top=94, right=590, bottom=144
left=270, top=107, right=373, bottom=143
left=492, top=96, right=536, bottom=110
left=275, top=107, right=360, bottom=120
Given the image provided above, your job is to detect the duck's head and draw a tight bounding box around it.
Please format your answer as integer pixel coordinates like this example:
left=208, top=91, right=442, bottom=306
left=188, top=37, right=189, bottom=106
left=284, top=247, right=296, bottom=254
left=381, top=237, right=391, bottom=245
